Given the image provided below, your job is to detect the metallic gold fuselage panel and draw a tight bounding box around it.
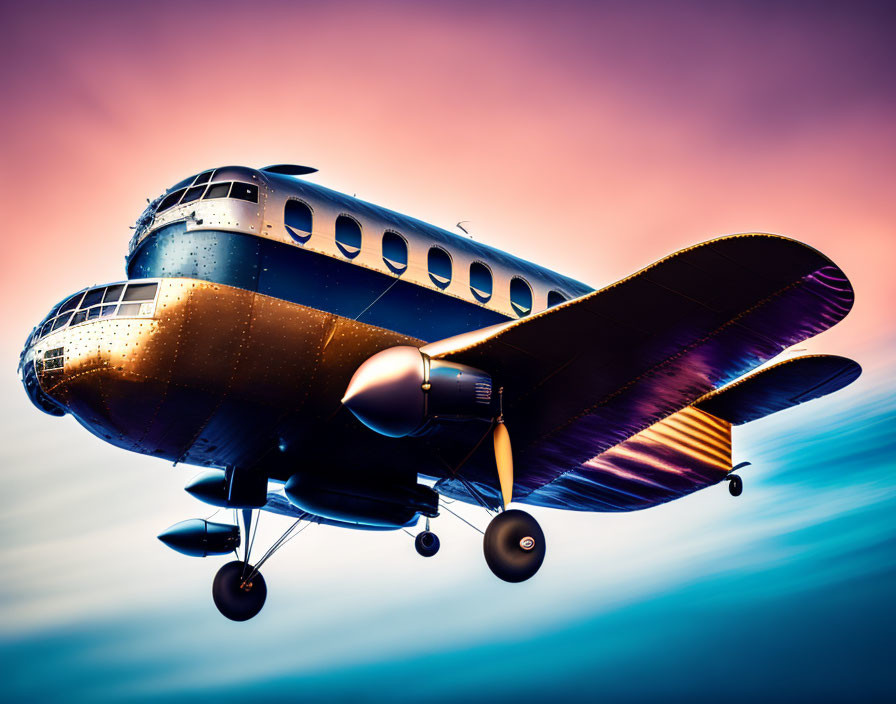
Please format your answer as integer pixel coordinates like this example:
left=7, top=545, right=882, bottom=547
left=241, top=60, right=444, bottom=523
left=31, top=279, right=425, bottom=479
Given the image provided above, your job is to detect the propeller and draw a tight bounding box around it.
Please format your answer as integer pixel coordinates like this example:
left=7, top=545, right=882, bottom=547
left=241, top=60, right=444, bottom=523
left=493, top=420, right=513, bottom=509
left=492, top=385, right=513, bottom=509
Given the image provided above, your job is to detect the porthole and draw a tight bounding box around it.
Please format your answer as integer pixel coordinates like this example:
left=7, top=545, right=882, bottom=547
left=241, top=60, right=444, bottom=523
left=335, top=215, right=362, bottom=258
left=382, top=231, right=408, bottom=274
left=428, top=247, right=452, bottom=289
left=285, top=200, right=313, bottom=244
left=510, top=277, right=533, bottom=317
left=469, top=261, right=493, bottom=302
left=547, top=290, right=568, bottom=307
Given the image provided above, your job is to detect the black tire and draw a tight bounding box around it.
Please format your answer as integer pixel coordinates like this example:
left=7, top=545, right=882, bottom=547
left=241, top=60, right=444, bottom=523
left=483, top=509, right=546, bottom=583
left=212, top=560, right=267, bottom=621
left=728, top=474, right=743, bottom=497
left=415, top=531, right=440, bottom=557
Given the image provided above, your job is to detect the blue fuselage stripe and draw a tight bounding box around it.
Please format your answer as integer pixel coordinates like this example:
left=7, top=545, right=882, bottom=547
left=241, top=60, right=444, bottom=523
left=127, top=225, right=513, bottom=341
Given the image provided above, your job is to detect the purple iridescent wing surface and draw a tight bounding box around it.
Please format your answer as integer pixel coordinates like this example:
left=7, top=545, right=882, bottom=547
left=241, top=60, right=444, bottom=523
left=692, top=354, right=862, bottom=426
left=427, top=234, right=855, bottom=510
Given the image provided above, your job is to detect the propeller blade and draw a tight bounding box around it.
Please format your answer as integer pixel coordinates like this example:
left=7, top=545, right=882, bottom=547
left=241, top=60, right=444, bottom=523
left=493, top=421, right=514, bottom=509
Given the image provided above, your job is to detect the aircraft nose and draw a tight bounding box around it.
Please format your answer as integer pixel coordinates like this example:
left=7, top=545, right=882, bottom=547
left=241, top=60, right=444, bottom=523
left=19, top=327, right=66, bottom=416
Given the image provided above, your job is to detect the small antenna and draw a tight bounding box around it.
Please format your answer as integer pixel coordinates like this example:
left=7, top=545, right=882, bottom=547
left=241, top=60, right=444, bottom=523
left=457, top=221, right=472, bottom=237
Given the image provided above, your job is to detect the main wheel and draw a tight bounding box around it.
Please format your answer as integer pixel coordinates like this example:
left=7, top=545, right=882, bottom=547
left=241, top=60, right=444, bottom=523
left=212, top=560, right=267, bottom=621
left=415, top=531, right=440, bottom=557
left=728, top=474, right=743, bottom=497
left=483, top=509, right=545, bottom=583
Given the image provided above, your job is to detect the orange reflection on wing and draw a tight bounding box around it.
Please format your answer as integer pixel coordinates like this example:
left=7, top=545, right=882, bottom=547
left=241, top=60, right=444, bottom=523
left=584, top=406, right=732, bottom=488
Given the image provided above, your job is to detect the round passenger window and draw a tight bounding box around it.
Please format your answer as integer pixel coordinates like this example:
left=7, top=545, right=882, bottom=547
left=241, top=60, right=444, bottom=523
left=469, top=262, right=493, bottom=302
left=382, top=231, right=408, bottom=274
left=547, top=290, right=567, bottom=307
left=510, top=277, right=533, bottom=317
left=285, top=200, right=313, bottom=244
left=335, top=215, right=362, bottom=258
left=428, top=247, right=452, bottom=289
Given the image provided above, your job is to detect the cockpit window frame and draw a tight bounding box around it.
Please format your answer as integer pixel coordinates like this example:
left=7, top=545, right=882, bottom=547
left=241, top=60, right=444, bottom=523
left=33, top=280, right=162, bottom=342
left=157, top=188, right=187, bottom=212
left=203, top=182, right=231, bottom=199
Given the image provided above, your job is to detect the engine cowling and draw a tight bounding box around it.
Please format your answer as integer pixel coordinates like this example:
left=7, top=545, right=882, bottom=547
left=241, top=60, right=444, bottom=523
left=342, top=345, right=494, bottom=437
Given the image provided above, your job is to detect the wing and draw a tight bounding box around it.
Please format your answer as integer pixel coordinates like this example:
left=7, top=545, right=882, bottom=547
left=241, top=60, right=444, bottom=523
left=693, top=354, right=861, bottom=425
left=425, top=233, right=854, bottom=507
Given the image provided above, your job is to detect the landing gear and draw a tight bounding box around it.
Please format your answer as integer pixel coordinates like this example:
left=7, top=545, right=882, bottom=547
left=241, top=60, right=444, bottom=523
left=483, top=509, right=545, bottom=582
left=727, top=474, right=743, bottom=497
left=413, top=518, right=439, bottom=557
left=415, top=531, right=440, bottom=557
left=212, top=561, right=267, bottom=621
left=209, top=508, right=305, bottom=621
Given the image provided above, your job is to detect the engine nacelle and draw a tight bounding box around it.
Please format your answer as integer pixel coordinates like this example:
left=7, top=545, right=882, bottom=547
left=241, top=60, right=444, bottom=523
left=157, top=519, right=240, bottom=557
left=284, top=473, right=439, bottom=529
left=185, top=468, right=268, bottom=508
left=342, top=345, right=494, bottom=437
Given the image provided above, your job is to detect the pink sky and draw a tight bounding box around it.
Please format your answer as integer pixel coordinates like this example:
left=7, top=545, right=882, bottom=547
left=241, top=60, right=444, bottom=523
left=1, top=0, right=893, bottom=359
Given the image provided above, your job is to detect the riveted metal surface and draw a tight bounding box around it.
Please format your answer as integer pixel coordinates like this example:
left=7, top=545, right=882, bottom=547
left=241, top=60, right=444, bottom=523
left=32, top=278, right=424, bottom=474
left=130, top=165, right=593, bottom=321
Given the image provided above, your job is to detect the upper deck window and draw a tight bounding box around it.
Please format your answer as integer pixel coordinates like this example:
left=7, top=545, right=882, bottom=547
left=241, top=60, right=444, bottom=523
left=230, top=182, right=259, bottom=202
left=285, top=200, right=313, bottom=244
left=335, top=215, right=362, bottom=259
left=547, top=290, right=567, bottom=307
left=382, top=231, right=407, bottom=274
left=428, top=247, right=452, bottom=289
left=157, top=188, right=186, bottom=212
left=469, top=261, right=493, bottom=302
left=193, top=170, right=213, bottom=185
left=168, top=175, right=197, bottom=191
left=510, top=277, right=533, bottom=317
left=204, top=182, right=230, bottom=199
left=181, top=185, right=206, bottom=204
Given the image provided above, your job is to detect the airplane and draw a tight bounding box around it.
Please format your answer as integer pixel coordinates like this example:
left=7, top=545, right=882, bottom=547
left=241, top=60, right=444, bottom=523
left=18, top=163, right=861, bottom=621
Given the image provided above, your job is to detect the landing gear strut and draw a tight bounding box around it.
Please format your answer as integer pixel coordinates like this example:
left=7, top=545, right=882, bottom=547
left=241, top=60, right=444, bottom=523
left=212, top=561, right=267, bottom=621
left=483, top=509, right=545, bottom=582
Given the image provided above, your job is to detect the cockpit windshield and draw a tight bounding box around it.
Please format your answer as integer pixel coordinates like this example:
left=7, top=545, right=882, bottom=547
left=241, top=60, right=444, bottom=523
left=154, top=169, right=258, bottom=214
left=31, top=281, right=160, bottom=344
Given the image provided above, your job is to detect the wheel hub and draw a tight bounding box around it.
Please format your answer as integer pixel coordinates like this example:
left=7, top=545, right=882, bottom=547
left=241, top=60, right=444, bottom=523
left=519, top=536, right=535, bottom=551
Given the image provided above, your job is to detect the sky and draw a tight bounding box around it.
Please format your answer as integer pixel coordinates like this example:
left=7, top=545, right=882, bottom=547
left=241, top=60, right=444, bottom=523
left=0, top=0, right=894, bottom=701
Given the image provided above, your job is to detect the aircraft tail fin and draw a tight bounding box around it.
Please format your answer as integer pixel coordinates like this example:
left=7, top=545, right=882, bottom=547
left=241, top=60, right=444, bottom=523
left=693, top=355, right=861, bottom=426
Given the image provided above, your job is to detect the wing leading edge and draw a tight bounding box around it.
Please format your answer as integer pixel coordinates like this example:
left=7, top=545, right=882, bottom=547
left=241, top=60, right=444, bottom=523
left=425, top=233, right=855, bottom=510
